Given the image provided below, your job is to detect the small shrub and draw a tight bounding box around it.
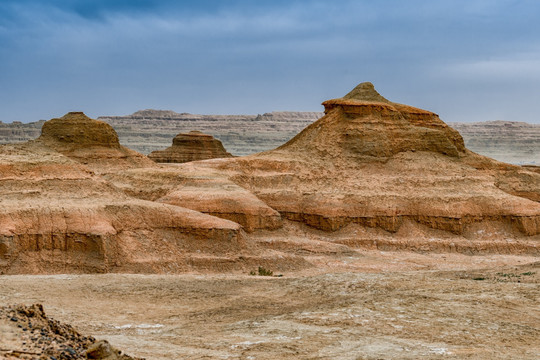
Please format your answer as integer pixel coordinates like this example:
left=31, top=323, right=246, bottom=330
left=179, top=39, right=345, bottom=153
left=249, top=266, right=274, bottom=276
left=257, top=266, right=273, bottom=276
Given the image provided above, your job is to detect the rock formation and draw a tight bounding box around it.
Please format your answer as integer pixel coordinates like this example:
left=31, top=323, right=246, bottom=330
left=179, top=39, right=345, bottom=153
left=182, top=82, right=540, bottom=244
left=1, top=83, right=539, bottom=275
left=148, top=130, right=233, bottom=163
left=36, top=112, right=155, bottom=173
left=0, top=113, right=273, bottom=274
left=0, top=304, right=142, bottom=359
left=3, top=111, right=538, bottom=165
left=98, top=110, right=323, bottom=155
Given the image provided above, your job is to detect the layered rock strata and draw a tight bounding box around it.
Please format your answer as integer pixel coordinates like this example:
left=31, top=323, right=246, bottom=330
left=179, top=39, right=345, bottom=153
left=36, top=112, right=155, bottom=173
left=449, top=121, right=540, bottom=165
left=184, top=83, right=540, bottom=242
left=148, top=130, right=233, bottom=163
left=99, top=110, right=323, bottom=155
left=1, top=113, right=282, bottom=274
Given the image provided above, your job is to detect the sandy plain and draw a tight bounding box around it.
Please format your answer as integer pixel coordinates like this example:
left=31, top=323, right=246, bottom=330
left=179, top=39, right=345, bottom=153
left=1, top=251, right=538, bottom=360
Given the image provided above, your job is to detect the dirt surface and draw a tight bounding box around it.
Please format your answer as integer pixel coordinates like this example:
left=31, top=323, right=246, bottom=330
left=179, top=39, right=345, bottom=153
left=1, top=253, right=538, bottom=360
left=0, top=304, right=142, bottom=359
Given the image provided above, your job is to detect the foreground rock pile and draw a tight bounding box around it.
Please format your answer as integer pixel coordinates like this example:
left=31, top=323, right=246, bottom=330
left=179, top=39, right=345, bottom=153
left=148, top=130, right=232, bottom=163
left=0, top=304, right=142, bottom=359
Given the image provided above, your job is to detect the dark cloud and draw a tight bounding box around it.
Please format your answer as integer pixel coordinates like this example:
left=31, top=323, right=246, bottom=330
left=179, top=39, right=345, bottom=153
left=1, top=0, right=539, bottom=123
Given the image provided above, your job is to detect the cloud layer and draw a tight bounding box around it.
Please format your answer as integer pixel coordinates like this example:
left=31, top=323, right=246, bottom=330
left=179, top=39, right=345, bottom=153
left=1, top=0, right=539, bottom=123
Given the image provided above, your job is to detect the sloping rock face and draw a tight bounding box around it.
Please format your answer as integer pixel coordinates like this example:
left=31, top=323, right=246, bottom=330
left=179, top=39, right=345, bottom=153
left=1, top=113, right=290, bottom=274
left=187, top=82, right=540, bottom=243
left=0, top=141, right=246, bottom=274
left=148, top=131, right=233, bottom=163
left=0, top=111, right=312, bottom=274
left=284, top=82, right=465, bottom=159
left=37, top=112, right=155, bottom=173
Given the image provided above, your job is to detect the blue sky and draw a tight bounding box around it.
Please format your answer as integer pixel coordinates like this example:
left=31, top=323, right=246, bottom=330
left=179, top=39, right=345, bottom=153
left=1, top=0, right=540, bottom=123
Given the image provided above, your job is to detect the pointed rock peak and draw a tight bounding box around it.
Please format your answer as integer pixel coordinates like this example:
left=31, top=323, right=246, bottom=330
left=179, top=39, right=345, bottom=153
left=342, top=82, right=390, bottom=103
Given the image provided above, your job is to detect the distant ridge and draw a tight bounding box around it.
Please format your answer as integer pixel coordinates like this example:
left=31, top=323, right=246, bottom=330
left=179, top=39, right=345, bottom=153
left=0, top=111, right=538, bottom=164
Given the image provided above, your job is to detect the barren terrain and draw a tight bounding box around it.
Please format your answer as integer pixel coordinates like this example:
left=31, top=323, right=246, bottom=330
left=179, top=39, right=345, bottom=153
left=2, top=113, right=539, bottom=165
left=1, top=83, right=539, bottom=359
left=1, top=254, right=538, bottom=359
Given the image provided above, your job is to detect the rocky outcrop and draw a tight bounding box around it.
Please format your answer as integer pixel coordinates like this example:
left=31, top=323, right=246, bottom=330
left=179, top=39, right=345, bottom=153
left=36, top=112, right=155, bottom=173
left=0, top=304, right=142, bottom=359
left=148, top=131, right=233, bottom=163
left=0, top=140, right=246, bottom=274
left=103, top=166, right=283, bottom=232
left=188, top=82, right=540, bottom=241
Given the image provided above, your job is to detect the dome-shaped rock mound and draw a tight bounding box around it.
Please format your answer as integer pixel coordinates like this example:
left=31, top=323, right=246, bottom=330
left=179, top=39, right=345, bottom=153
left=39, top=112, right=120, bottom=148
left=37, top=112, right=155, bottom=172
left=278, top=82, right=465, bottom=160
left=148, top=130, right=233, bottom=163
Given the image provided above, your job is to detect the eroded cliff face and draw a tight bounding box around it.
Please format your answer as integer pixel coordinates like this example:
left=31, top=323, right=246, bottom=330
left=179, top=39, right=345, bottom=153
left=1, top=85, right=540, bottom=275
left=1, top=113, right=306, bottom=274
left=0, top=139, right=247, bottom=274
left=148, top=131, right=233, bottom=163
left=449, top=121, right=540, bottom=165
left=99, top=110, right=323, bottom=156
left=183, top=83, right=540, bottom=242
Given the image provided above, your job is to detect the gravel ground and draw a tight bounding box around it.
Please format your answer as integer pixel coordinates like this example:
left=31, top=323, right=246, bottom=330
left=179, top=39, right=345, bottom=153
left=0, top=253, right=538, bottom=359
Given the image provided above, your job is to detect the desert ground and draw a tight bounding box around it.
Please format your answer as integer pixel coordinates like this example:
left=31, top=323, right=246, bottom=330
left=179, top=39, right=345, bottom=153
left=1, top=251, right=538, bottom=360
left=1, top=83, right=539, bottom=359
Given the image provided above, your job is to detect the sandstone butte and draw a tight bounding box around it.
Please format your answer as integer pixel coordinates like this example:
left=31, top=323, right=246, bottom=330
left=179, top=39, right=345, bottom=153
left=1, top=83, right=540, bottom=274
left=147, top=130, right=233, bottom=163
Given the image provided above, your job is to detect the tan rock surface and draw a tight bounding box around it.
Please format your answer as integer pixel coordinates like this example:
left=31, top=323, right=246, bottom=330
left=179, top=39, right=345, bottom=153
left=35, top=112, right=155, bottom=173
left=1, top=84, right=539, bottom=275
left=148, top=130, right=232, bottom=163
left=179, top=82, right=540, bottom=247
left=1, top=261, right=538, bottom=359
left=1, top=115, right=309, bottom=274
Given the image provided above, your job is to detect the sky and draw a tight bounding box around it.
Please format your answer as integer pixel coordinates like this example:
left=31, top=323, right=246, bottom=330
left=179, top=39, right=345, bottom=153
left=1, top=0, right=540, bottom=123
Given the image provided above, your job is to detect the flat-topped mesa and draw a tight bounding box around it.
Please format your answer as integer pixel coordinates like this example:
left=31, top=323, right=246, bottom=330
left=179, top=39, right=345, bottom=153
left=282, top=82, right=465, bottom=158
left=131, top=109, right=185, bottom=118
left=148, top=130, right=233, bottom=163
left=38, top=112, right=120, bottom=149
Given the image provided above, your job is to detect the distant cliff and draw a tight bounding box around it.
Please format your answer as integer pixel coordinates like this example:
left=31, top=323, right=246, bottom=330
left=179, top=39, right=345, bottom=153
left=449, top=121, right=540, bottom=165
left=1, top=113, right=538, bottom=164
left=98, top=110, right=324, bottom=155
left=0, top=120, right=45, bottom=143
